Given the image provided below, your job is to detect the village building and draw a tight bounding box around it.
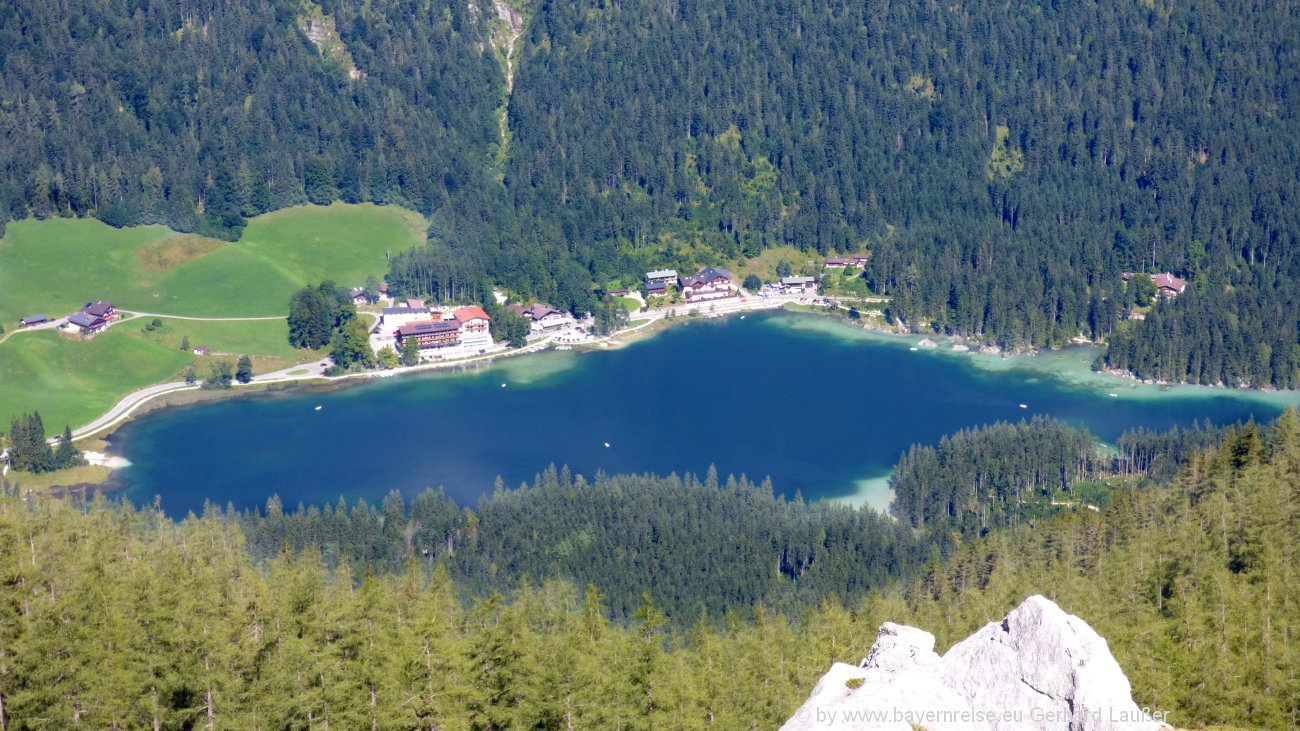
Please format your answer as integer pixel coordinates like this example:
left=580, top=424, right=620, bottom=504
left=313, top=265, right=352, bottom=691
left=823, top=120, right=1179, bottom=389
left=1122, top=272, right=1188, bottom=298
left=348, top=287, right=369, bottom=305
left=381, top=306, right=433, bottom=330
left=646, top=280, right=668, bottom=297
left=518, top=303, right=574, bottom=332
left=1153, top=272, right=1187, bottom=298
left=679, top=266, right=735, bottom=303
left=825, top=257, right=849, bottom=269
left=646, top=269, right=678, bottom=284
left=780, top=276, right=817, bottom=294
left=451, top=306, right=492, bottom=350
left=394, top=319, right=461, bottom=351
left=18, top=314, right=47, bottom=328
left=192, top=346, right=211, bottom=356
left=84, top=300, right=117, bottom=320
left=507, top=302, right=573, bottom=332
left=405, top=298, right=424, bottom=310
left=851, top=253, right=870, bottom=267
left=66, top=300, right=118, bottom=335
left=392, top=306, right=495, bottom=355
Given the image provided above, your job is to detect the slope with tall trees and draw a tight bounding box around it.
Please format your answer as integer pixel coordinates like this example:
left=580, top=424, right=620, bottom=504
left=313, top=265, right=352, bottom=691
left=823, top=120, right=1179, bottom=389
left=3, top=0, right=1297, bottom=378
left=0, top=0, right=504, bottom=238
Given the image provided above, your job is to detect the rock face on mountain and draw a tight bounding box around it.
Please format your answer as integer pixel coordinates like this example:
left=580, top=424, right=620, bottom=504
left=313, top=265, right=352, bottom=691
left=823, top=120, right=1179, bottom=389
left=781, top=596, right=1169, bottom=731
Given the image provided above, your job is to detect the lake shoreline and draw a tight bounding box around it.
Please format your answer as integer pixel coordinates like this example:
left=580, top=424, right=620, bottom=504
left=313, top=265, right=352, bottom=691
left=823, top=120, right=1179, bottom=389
left=44, top=303, right=1298, bottom=499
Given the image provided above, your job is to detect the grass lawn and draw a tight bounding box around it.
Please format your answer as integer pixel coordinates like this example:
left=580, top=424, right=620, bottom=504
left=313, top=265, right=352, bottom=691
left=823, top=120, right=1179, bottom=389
left=0, top=202, right=425, bottom=324
left=0, top=329, right=194, bottom=431
left=0, top=319, right=323, bottom=431
left=127, top=315, right=302, bottom=361
left=731, top=245, right=819, bottom=283
left=0, top=203, right=419, bottom=431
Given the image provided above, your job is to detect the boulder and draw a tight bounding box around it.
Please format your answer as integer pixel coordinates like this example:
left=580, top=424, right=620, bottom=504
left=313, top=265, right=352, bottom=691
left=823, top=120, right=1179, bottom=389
left=781, top=596, right=1168, bottom=731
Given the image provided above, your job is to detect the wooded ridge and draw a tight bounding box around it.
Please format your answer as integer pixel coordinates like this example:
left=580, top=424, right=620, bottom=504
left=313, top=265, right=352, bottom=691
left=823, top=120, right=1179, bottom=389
left=3, top=0, right=1298, bottom=385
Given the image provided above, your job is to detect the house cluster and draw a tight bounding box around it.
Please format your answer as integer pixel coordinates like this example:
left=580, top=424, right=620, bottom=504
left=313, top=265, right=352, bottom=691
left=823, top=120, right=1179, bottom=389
left=644, top=266, right=736, bottom=303
left=506, top=303, right=576, bottom=333
left=824, top=254, right=870, bottom=269
left=18, top=300, right=120, bottom=336
left=375, top=303, right=493, bottom=358
left=1122, top=272, right=1187, bottom=298
left=67, top=300, right=120, bottom=336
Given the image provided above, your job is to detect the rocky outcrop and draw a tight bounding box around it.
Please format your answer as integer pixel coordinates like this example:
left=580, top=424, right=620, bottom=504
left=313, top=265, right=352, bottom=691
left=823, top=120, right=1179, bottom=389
left=782, top=596, right=1169, bottom=731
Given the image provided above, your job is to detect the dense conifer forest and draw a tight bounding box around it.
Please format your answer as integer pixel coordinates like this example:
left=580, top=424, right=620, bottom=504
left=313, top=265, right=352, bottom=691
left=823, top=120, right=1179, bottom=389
left=3, top=413, right=1298, bottom=728
left=3, top=0, right=1298, bottom=382
left=887, top=416, right=1230, bottom=535
left=235, top=468, right=928, bottom=621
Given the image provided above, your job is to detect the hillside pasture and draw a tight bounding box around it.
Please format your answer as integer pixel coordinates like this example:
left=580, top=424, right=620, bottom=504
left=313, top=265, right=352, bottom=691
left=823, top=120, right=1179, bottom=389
left=0, top=318, right=324, bottom=431
left=0, top=203, right=425, bottom=325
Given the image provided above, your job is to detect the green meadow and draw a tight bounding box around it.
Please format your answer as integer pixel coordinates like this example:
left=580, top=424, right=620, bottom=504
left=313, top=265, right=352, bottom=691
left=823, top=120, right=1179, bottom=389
left=0, top=316, right=327, bottom=431
left=0, top=329, right=192, bottom=432
left=0, top=203, right=425, bottom=324
left=0, top=204, right=423, bottom=431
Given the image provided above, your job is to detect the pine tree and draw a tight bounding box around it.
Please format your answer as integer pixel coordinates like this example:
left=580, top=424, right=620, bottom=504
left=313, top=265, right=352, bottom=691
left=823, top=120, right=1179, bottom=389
left=235, top=355, right=254, bottom=384
left=53, top=426, right=81, bottom=469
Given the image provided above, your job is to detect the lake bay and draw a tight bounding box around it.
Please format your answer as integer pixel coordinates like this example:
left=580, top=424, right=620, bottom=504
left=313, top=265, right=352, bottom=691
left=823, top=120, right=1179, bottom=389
left=110, top=312, right=1299, bottom=517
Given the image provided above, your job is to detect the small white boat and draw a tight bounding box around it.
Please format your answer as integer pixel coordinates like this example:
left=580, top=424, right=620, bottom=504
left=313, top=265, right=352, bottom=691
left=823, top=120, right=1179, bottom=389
left=909, top=347, right=918, bottom=351
left=1019, top=403, right=1028, bottom=409
left=501, top=383, right=507, bottom=388
left=1109, top=393, right=1118, bottom=398
left=314, top=405, right=322, bottom=411
left=740, top=315, right=746, bottom=319
left=603, top=442, right=611, bottom=448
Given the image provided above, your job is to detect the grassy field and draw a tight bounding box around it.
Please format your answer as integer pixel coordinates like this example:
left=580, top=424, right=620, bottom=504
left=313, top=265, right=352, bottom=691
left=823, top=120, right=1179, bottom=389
left=730, top=245, right=820, bottom=282
left=0, top=202, right=425, bottom=324
left=0, top=203, right=414, bottom=431
left=128, top=315, right=303, bottom=361
left=0, top=319, right=325, bottom=431
left=0, top=329, right=194, bottom=431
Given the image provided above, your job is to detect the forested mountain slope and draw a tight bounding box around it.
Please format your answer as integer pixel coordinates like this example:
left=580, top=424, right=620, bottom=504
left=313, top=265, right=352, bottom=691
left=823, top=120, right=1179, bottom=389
left=499, top=0, right=1299, bottom=343
left=0, top=0, right=503, bottom=238
left=4, top=0, right=1299, bottom=382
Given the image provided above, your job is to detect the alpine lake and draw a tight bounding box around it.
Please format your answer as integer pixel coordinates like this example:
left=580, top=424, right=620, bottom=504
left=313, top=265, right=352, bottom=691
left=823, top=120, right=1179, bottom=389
left=108, top=311, right=1300, bottom=517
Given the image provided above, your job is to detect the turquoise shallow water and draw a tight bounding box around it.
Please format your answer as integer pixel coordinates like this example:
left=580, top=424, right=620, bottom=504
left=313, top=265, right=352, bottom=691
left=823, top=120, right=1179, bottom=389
left=109, top=312, right=1298, bottom=516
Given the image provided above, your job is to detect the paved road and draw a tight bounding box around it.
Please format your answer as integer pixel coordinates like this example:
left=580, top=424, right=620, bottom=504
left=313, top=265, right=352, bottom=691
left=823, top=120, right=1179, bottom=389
left=122, top=311, right=286, bottom=322
left=0, top=316, right=67, bottom=345
left=72, top=381, right=202, bottom=439
left=2, top=311, right=284, bottom=348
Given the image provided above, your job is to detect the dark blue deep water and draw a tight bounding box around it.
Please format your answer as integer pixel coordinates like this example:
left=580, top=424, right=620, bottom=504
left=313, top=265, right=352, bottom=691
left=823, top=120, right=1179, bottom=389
left=109, top=312, right=1297, bottom=516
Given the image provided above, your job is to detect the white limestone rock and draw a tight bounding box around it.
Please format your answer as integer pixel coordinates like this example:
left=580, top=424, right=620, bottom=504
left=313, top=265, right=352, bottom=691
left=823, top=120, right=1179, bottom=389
left=782, top=623, right=974, bottom=731
left=781, top=596, right=1169, bottom=731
